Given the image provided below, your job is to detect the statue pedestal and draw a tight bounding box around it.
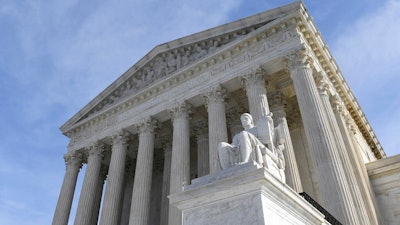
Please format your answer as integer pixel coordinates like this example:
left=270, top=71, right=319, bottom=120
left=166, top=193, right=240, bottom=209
left=169, top=162, right=331, bottom=225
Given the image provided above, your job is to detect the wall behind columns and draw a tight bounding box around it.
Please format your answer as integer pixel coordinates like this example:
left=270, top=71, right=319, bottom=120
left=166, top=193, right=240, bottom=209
left=367, top=155, right=400, bottom=225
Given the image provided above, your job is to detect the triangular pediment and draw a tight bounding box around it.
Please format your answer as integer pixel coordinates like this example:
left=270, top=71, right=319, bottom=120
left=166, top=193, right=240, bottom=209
left=60, top=2, right=301, bottom=133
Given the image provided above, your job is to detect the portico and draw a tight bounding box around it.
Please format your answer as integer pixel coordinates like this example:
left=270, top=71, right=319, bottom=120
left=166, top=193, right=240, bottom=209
left=52, top=2, right=386, bottom=225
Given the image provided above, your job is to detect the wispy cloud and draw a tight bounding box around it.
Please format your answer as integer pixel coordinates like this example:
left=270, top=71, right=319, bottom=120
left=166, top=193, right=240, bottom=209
left=332, top=0, right=400, bottom=155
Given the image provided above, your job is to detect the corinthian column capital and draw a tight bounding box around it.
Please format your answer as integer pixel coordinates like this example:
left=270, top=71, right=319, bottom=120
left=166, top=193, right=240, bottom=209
left=192, top=120, right=208, bottom=140
left=203, top=85, right=228, bottom=107
left=330, top=94, right=348, bottom=117
left=136, top=117, right=159, bottom=134
left=87, top=142, right=106, bottom=158
left=64, top=151, right=83, bottom=169
left=168, top=101, right=193, bottom=122
left=111, top=130, right=130, bottom=147
left=285, top=47, right=312, bottom=72
left=239, top=66, right=265, bottom=88
left=315, top=71, right=331, bottom=96
left=269, top=89, right=287, bottom=107
left=345, top=114, right=358, bottom=134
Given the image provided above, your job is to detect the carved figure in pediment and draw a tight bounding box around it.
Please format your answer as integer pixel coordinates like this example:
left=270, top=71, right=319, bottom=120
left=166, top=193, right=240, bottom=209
left=208, top=40, right=219, bottom=53
left=233, top=30, right=246, bottom=39
left=122, top=80, right=134, bottom=96
left=131, top=75, right=143, bottom=89
left=181, top=49, right=191, bottom=67
left=193, top=45, right=207, bottom=60
left=152, top=56, right=166, bottom=80
left=218, top=113, right=285, bottom=182
left=166, top=52, right=177, bottom=73
left=175, top=50, right=182, bottom=69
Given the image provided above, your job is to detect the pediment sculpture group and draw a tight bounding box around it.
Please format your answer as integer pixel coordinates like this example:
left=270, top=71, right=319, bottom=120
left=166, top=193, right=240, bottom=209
left=218, top=112, right=286, bottom=182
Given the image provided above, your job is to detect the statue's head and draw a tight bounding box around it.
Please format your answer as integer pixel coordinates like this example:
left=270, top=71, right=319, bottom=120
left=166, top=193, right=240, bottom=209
left=240, top=113, right=254, bottom=128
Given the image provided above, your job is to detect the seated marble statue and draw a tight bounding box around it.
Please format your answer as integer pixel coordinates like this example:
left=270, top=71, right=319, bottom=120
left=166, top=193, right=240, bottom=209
left=218, top=113, right=285, bottom=181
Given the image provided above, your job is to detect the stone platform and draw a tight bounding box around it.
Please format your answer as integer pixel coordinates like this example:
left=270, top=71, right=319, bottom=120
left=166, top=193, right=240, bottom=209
left=169, top=162, right=331, bottom=225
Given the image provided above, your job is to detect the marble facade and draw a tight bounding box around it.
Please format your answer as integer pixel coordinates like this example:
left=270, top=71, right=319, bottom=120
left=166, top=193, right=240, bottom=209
left=53, top=2, right=399, bottom=225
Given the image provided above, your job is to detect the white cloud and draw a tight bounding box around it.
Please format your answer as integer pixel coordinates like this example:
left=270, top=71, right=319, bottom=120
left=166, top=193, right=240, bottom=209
left=332, top=0, right=400, bottom=156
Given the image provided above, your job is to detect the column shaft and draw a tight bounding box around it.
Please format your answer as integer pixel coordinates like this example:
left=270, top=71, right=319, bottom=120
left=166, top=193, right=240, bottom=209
left=168, top=102, right=192, bottom=225
left=332, top=96, right=380, bottom=225
left=289, top=125, right=319, bottom=199
left=317, top=77, right=369, bottom=225
left=74, top=143, right=105, bottom=225
left=52, top=152, right=82, bottom=225
left=160, top=135, right=172, bottom=225
left=129, top=119, right=158, bottom=225
left=241, top=67, right=269, bottom=122
left=270, top=103, right=302, bottom=192
left=120, top=159, right=135, bottom=225
left=193, top=120, right=209, bottom=177
left=197, top=133, right=209, bottom=177
left=286, top=48, right=358, bottom=224
left=204, top=85, right=228, bottom=173
left=90, top=165, right=107, bottom=225
left=99, top=131, right=129, bottom=225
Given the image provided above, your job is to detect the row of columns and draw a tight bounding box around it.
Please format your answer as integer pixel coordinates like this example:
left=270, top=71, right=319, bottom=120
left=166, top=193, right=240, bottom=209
left=53, top=46, right=371, bottom=225
left=53, top=68, right=297, bottom=225
left=286, top=47, right=380, bottom=225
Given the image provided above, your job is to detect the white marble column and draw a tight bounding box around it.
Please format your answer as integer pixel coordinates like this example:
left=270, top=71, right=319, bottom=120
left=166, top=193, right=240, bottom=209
left=193, top=120, right=209, bottom=177
left=129, top=118, right=158, bottom=225
left=52, top=151, right=83, bottom=225
left=90, top=165, right=108, bottom=225
left=286, top=47, right=359, bottom=225
left=331, top=95, right=380, bottom=225
left=167, top=102, right=192, bottom=225
left=240, top=67, right=269, bottom=122
left=269, top=91, right=302, bottom=193
left=99, top=131, right=130, bottom=225
left=160, top=135, right=172, bottom=225
left=203, top=85, right=228, bottom=173
left=74, top=143, right=105, bottom=225
left=316, top=74, right=369, bottom=225
left=120, top=158, right=136, bottom=225
left=288, top=117, right=319, bottom=200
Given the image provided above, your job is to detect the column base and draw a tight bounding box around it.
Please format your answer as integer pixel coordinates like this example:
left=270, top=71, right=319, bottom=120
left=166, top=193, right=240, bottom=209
left=169, top=162, right=331, bottom=225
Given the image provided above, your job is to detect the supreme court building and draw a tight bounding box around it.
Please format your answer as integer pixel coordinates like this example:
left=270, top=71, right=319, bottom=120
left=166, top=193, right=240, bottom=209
left=52, top=2, right=400, bottom=225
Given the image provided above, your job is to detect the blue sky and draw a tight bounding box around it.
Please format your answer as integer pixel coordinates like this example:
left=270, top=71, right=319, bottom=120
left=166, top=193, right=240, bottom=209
left=0, top=0, right=399, bottom=224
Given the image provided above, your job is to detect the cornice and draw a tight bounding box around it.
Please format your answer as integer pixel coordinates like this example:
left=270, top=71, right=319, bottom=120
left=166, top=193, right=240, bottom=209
left=295, top=3, right=386, bottom=159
